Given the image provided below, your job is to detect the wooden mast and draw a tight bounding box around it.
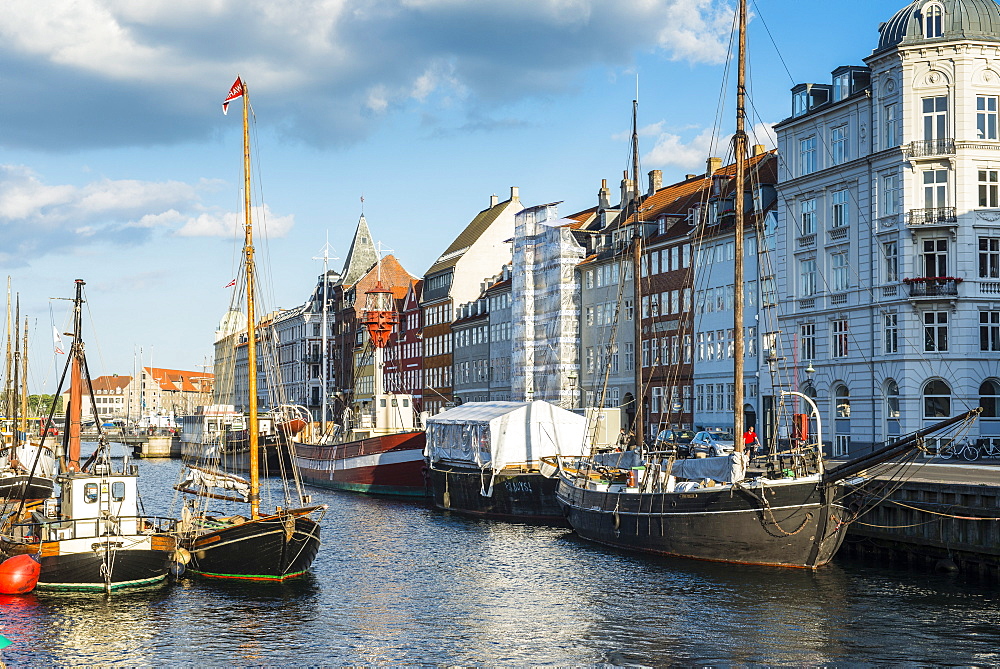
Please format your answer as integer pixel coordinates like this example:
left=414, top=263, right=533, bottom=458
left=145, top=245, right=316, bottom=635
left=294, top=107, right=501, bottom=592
left=732, top=0, right=748, bottom=452
left=67, top=279, right=85, bottom=471
left=239, top=79, right=261, bottom=520
left=19, top=314, right=28, bottom=443
left=630, top=99, right=645, bottom=449
left=11, top=297, right=19, bottom=452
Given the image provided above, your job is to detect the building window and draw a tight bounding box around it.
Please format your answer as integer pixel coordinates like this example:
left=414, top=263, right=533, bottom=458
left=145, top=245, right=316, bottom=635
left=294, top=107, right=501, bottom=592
left=924, top=3, right=943, bottom=38
left=923, top=169, right=948, bottom=209
left=981, top=311, right=1000, bottom=351
left=980, top=380, right=1000, bottom=418
left=835, top=385, right=850, bottom=418
left=978, top=96, right=999, bottom=140
left=980, top=170, right=999, bottom=208
left=624, top=342, right=634, bottom=371
left=980, top=237, right=1000, bottom=278
left=762, top=276, right=777, bottom=306
left=922, top=96, right=948, bottom=140
left=800, top=136, right=817, bottom=175
left=924, top=311, right=949, bottom=352
left=800, top=323, right=816, bottom=361
left=800, top=259, right=817, bottom=297
left=831, top=189, right=849, bottom=228
left=886, top=379, right=900, bottom=418
left=831, top=252, right=849, bottom=292
left=922, top=238, right=948, bottom=277
left=831, top=126, right=848, bottom=164
left=923, top=379, right=951, bottom=418
left=832, top=319, right=849, bottom=357
left=881, top=173, right=900, bottom=216
left=883, top=240, right=899, bottom=282
left=800, top=198, right=816, bottom=235
left=884, top=104, right=898, bottom=148
left=885, top=313, right=899, bottom=354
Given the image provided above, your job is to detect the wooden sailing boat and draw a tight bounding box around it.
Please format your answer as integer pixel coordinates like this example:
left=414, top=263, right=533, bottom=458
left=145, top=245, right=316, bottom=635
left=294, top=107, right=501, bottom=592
left=174, top=77, right=325, bottom=581
left=553, top=0, right=981, bottom=568
left=0, top=279, right=179, bottom=591
left=0, top=285, right=56, bottom=501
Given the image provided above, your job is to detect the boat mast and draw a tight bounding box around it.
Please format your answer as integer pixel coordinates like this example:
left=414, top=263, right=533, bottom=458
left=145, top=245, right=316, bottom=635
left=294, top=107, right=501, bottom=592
left=321, top=243, right=329, bottom=435
left=66, top=279, right=85, bottom=471
left=11, top=297, right=19, bottom=451
left=3, top=277, right=11, bottom=425
left=19, top=314, right=28, bottom=441
left=239, top=79, right=261, bottom=520
left=630, top=99, right=645, bottom=450
left=732, top=0, right=748, bottom=452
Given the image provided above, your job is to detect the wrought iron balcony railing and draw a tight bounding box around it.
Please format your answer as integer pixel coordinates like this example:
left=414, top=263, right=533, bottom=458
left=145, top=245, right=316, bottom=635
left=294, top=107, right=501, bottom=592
left=907, top=207, right=957, bottom=226
left=904, top=277, right=962, bottom=297
left=903, top=138, right=955, bottom=158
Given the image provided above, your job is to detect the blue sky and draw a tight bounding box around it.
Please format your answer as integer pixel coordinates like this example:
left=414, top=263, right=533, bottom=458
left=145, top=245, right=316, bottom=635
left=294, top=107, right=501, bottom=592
left=0, top=0, right=903, bottom=390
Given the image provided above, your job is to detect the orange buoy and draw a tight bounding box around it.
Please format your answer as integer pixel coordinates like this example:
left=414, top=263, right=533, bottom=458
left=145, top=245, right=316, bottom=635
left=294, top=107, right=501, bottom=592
left=0, top=555, right=40, bottom=594
left=281, top=419, right=307, bottom=435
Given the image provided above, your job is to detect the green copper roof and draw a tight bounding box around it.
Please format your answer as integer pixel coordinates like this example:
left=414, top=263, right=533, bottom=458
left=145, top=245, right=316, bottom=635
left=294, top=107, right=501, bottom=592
left=877, top=0, right=1000, bottom=52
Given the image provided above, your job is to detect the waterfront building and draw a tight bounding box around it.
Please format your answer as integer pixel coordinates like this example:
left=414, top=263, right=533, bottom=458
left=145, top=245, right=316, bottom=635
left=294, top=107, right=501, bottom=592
left=420, top=188, right=523, bottom=414
left=485, top=269, right=513, bottom=402
left=773, top=0, right=1000, bottom=454
left=383, top=279, right=424, bottom=411
left=451, top=293, right=491, bottom=405
left=690, top=150, right=775, bottom=437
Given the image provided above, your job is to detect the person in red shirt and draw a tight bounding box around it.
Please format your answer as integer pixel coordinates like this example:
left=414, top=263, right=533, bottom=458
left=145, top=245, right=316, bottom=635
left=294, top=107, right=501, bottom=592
left=743, top=426, right=759, bottom=456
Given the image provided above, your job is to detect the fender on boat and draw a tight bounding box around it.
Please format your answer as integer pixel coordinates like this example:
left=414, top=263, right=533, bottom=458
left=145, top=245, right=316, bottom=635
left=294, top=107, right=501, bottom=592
left=0, top=554, right=40, bottom=594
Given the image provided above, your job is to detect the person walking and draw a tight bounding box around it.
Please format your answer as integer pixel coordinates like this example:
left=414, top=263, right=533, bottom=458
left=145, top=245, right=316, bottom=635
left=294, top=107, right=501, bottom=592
left=743, top=425, right=759, bottom=456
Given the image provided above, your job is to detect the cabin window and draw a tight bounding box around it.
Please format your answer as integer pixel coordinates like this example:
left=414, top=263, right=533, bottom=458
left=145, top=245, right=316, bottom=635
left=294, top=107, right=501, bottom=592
left=112, top=481, right=126, bottom=501
left=84, top=483, right=98, bottom=503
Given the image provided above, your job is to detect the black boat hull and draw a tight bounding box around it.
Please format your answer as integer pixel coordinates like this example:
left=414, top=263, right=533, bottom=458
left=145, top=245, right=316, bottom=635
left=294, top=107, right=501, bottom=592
left=35, top=548, right=173, bottom=591
left=185, top=510, right=321, bottom=581
left=428, top=464, right=568, bottom=525
left=0, top=474, right=53, bottom=500
left=557, top=476, right=849, bottom=568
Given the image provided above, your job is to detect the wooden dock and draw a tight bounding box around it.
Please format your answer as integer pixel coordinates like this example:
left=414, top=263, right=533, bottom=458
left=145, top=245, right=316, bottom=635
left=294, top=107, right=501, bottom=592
left=842, top=460, right=1000, bottom=578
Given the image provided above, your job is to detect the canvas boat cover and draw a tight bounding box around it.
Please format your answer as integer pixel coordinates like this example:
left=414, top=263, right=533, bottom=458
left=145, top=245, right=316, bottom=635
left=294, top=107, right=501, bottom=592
left=425, top=400, right=588, bottom=471
left=670, top=452, right=749, bottom=484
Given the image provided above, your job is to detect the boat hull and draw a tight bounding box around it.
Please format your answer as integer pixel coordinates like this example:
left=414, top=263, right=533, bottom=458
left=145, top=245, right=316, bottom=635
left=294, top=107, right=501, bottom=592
left=0, top=474, right=53, bottom=500
left=3, top=535, right=176, bottom=591
left=557, top=476, right=849, bottom=568
left=295, top=431, right=427, bottom=497
left=428, top=463, right=568, bottom=525
left=184, top=509, right=322, bottom=581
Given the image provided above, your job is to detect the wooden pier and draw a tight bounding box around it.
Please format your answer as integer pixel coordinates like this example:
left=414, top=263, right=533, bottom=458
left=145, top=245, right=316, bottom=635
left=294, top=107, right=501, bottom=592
left=842, top=461, right=1000, bottom=579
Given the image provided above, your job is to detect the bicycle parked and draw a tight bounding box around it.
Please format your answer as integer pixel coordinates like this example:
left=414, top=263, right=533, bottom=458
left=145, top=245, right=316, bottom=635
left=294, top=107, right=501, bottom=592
left=938, top=438, right=1000, bottom=461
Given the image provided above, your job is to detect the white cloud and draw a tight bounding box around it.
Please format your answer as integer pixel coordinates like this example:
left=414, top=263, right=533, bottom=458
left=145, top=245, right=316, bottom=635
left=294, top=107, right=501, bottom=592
left=175, top=204, right=293, bottom=238
left=644, top=121, right=776, bottom=171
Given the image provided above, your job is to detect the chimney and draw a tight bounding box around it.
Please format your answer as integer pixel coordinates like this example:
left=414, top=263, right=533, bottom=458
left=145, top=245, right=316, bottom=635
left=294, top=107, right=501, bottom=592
left=685, top=174, right=698, bottom=180
left=620, top=170, right=634, bottom=208
left=598, top=178, right=611, bottom=210
left=706, top=157, right=723, bottom=175
left=510, top=186, right=519, bottom=201
left=490, top=194, right=499, bottom=207
left=648, top=169, right=662, bottom=195
left=753, top=144, right=767, bottom=157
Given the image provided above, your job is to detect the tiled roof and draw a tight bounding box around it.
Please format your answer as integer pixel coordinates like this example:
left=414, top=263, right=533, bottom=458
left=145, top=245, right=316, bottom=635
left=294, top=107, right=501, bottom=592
left=144, top=367, right=214, bottom=393
left=426, top=196, right=517, bottom=275
left=65, top=375, right=133, bottom=396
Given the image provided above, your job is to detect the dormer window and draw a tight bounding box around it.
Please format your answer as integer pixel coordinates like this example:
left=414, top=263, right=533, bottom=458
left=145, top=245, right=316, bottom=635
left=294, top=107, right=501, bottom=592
left=924, top=3, right=943, bottom=38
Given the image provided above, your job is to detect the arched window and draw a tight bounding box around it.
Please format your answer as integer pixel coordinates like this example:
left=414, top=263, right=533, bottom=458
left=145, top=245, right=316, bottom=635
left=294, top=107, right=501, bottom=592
left=980, top=380, right=1000, bottom=418
left=802, top=380, right=817, bottom=400
left=886, top=379, right=900, bottom=418
left=924, top=3, right=943, bottom=38
left=835, top=384, right=851, bottom=418
left=923, top=379, right=951, bottom=418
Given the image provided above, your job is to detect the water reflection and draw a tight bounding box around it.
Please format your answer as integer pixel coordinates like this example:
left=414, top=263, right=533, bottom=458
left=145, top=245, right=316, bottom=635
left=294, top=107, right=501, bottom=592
left=2, top=456, right=999, bottom=665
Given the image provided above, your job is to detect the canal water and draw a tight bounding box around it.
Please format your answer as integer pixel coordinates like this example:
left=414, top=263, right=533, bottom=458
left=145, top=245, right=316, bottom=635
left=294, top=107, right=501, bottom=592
left=2, top=456, right=998, bottom=666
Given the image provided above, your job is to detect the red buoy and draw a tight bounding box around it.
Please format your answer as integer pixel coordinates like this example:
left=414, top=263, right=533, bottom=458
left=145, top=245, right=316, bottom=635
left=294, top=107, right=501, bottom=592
left=0, top=555, right=40, bottom=594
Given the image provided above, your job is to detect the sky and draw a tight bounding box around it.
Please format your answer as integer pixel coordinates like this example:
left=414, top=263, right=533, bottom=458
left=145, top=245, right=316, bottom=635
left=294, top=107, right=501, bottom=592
left=0, top=0, right=905, bottom=392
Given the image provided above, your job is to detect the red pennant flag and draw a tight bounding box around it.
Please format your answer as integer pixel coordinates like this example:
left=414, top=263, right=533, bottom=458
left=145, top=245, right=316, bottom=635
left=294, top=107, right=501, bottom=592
left=222, top=77, right=244, bottom=115
left=224, top=279, right=236, bottom=288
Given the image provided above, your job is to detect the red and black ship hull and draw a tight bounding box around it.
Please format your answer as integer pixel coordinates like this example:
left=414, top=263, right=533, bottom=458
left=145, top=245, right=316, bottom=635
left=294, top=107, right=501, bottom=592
left=295, top=431, right=427, bottom=497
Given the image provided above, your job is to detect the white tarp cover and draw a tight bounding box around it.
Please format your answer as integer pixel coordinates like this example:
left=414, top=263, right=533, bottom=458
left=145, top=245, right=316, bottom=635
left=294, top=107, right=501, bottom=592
left=425, top=400, right=588, bottom=471
left=670, top=452, right=749, bottom=483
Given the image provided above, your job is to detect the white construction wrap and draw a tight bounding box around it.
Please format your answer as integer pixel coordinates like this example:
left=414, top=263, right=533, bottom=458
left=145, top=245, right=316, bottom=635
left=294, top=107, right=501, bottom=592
left=425, top=400, right=588, bottom=471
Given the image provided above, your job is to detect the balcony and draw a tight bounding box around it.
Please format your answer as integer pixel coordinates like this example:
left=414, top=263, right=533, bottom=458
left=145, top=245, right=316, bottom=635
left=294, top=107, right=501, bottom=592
left=903, top=138, right=955, bottom=159
left=904, top=277, right=962, bottom=298
left=907, top=207, right=957, bottom=227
